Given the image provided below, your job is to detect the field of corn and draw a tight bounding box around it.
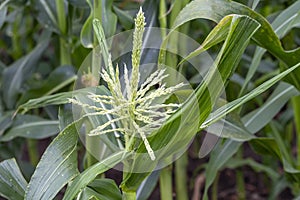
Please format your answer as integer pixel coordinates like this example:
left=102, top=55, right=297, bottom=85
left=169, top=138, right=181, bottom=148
left=0, top=0, right=300, bottom=199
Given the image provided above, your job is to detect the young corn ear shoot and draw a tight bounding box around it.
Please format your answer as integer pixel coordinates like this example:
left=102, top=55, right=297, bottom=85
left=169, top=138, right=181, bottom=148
left=69, top=8, right=184, bottom=160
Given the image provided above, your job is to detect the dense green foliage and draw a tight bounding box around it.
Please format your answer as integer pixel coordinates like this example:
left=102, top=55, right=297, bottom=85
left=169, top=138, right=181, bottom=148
left=0, top=0, right=299, bottom=199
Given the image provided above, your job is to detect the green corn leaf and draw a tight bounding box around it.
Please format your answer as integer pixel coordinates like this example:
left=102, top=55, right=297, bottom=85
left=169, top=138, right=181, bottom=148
left=202, top=81, right=300, bottom=199
left=225, top=158, right=279, bottom=181
left=101, top=0, right=117, bottom=38
left=249, top=137, right=300, bottom=177
left=16, top=91, right=73, bottom=114
left=58, top=104, right=73, bottom=131
left=0, top=1, right=7, bottom=29
left=0, top=112, right=14, bottom=136
left=16, top=86, right=106, bottom=114
left=80, top=0, right=117, bottom=48
left=25, top=122, right=79, bottom=200
left=269, top=178, right=290, bottom=200
left=80, top=0, right=94, bottom=48
left=113, top=6, right=134, bottom=30
left=0, top=158, right=28, bottom=200
left=170, top=0, right=299, bottom=63
left=2, top=39, right=49, bottom=109
left=177, top=14, right=234, bottom=67
left=241, top=0, right=300, bottom=94
left=249, top=122, right=300, bottom=180
left=88, top=179, right=122, bottom=200
left=0, top=115, right=59, bottom=141
left=63, top=151, right=131, bottom=200
left=93, top=18, right=110, bottom=67
left=35, top=0, right=59, bottom=32
left=0, top=0, right=9, bottom=10
left=205, top=114, right=254, bottom=142
left=136, top=171, right=160, bottom=200
left=202, top=63, right=300, bottom=129
left=251, top=0, right=260, bottom=10
left=203, top=140, right=241, bottom=199
left=18, top=65, right=77, bottom=106
left=271, top=1, right=300, bottom=38
left=242, top=82, right=300, bottom=133
left=77, top=187, right=108, bottom=200
left=166, top=0, right=300, bottom=90
left=72, top=179, right=122, bottom=200
left=16, top=92, right=75, bottom=114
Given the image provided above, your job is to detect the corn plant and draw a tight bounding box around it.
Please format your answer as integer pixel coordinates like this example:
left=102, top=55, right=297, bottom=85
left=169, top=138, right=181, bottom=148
left=0, top=0, right=299, bottom=199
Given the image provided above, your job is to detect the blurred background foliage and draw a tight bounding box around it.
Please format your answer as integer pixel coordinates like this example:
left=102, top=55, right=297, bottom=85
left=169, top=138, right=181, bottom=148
left=0, top=0, right=300, bottom=199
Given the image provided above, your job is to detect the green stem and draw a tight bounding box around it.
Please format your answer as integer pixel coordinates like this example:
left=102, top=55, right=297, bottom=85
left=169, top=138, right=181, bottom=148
left=83, top=0, right=103, bottom=168
left=59, top=38, right=71, bottom=65
left=122, top=191, right=136, bottom=200
left=94, top=0, right=102, bottom=18
left=159, top=0, right=167, bottom=38
left=269, top=122, right=293, bottom=164
left=164, top=1, right=182, bottom=85
left=27, top=139, right=39, bottom=166
left=175, top=153, right=188, bottom=200
left=56, top=0, right=66, bottom=34
left=292, top=96, right=300, bottom=167
left=165, top=0, right=190, bottom=85
left=162, top=2, right=190, bottom=198
left=56, top=0, right=71, bottom=65
left=211, top=173, right=219, bottom=200
left=93, top=0, right=102, bottom=37
left=159, top=165, right=173, bottom=200
left=236, top=149, right=246, bottom=200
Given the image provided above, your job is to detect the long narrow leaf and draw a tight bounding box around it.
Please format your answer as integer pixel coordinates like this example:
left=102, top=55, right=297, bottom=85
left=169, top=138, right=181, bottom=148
left=1, top=120, right=59, bottom=141
left=201, top=62, right=300, bottom=129
left=2, top=39, right=49, bottom=109
left=16, top=86, right=106, bottom=114
left=0, top=158, right=28, bottom=200
left=18, top=65, right=77, bottom=105
left=167, top=0, right=300, bottom=89
left=63, top=151, right=131, bottom=200
left=25, top=123, right=79, bottom=200
left=241, top=0, right=300, bottom=94
left=202, top=80, right=300, bottom=199
left=242, top=82, right=299, bottom=133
